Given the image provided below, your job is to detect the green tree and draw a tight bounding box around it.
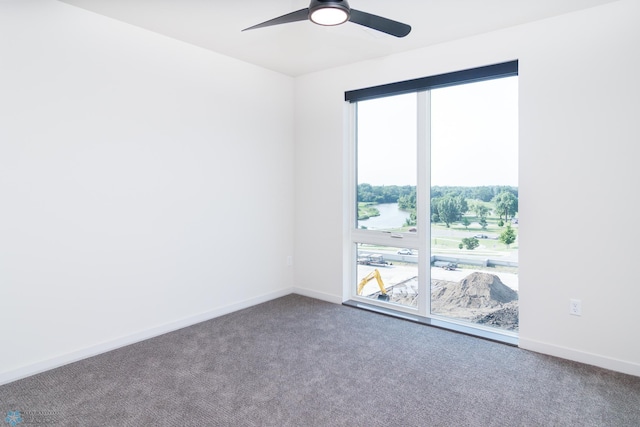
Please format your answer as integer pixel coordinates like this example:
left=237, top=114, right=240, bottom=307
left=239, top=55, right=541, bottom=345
left=493, top=191, right=518, bottom=222
left=499, top=224, right=517, bottom=248
left=461, top=217, right=470, bottom=229
left=475, top=187, right=495, bottom=202
left=454, top=195, right=469, bottom=220
left=430, top=197, right=439, bottom=221
left=404, top=211, right=417, bottom=227
left=357, top=183, right=416, bottom=204
left=471, top=203, right=490, bottom=223
left=461, top=237, right=480, bottom=250
left=397, top=188, right=416, bottom=210
left=357, top=183, right=378, bottom=203
left=436, top=196, right=459, bottom=228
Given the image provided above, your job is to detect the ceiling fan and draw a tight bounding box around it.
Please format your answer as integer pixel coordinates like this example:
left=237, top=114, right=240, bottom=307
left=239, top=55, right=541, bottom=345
left=242, top=0, right=411, bottom=38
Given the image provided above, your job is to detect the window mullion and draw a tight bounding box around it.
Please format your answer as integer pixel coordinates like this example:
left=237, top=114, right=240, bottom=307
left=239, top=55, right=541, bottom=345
left=417, top=91, right=430, bottom=317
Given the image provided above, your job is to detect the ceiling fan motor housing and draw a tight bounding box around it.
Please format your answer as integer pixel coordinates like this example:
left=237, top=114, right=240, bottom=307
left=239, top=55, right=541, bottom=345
left=309, top=0, right=351, bottom=26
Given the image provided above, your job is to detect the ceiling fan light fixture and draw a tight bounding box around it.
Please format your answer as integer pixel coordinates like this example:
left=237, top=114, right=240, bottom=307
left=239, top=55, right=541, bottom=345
left=309, top=1, right=350, bottom=26
left=243, top=0, right=411, bottom=38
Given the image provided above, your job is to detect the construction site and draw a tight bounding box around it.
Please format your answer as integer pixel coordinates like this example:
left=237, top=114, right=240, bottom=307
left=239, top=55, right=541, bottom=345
left=357, top=259, right=519, bottom=331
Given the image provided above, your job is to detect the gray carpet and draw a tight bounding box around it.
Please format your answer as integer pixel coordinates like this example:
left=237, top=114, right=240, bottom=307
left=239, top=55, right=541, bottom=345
left=1, top=294, right=639, bottom=426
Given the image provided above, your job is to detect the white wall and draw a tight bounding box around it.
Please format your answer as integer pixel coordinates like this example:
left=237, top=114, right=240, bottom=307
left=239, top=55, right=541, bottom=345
left=294, top=0, right=640, bottom=376
left=0, top=0, right=295, bottom=384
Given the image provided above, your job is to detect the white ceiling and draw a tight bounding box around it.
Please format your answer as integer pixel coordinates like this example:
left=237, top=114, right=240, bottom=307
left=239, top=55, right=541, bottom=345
left=58, top=0, right=619, bottom=77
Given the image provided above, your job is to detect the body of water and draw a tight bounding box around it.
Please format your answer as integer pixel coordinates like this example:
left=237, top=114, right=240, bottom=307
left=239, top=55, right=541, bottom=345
left=358, top=203, right=410, bottom=230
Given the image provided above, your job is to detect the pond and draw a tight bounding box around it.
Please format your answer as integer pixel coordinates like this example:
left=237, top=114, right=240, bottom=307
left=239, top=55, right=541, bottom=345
left=358, top=203, right=410, bottom=231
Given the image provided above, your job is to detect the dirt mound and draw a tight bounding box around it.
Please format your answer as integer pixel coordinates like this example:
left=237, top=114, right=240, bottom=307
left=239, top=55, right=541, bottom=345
left=432, top=272, right=517, bottom=310
left=475, top=302, right=519, bottom=331
left=372, top=270, right=519, bottom=331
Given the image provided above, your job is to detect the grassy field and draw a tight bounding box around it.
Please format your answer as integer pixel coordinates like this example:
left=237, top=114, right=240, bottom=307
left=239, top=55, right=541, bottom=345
left=393, top=214, right=518, bottom=253
left=433, top=215, right=517, bottom=250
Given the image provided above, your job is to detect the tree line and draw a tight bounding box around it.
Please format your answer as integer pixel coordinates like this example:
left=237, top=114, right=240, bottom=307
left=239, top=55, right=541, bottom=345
left=358, top=184, right=519, bottom=228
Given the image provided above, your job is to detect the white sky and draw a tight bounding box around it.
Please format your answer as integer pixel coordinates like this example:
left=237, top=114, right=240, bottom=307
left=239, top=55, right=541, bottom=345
left=357, top=76, right=518, bottom=187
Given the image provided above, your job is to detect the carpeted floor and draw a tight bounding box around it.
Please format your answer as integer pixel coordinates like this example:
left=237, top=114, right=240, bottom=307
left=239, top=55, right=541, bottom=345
left=1, top=294, right=639, bottom=426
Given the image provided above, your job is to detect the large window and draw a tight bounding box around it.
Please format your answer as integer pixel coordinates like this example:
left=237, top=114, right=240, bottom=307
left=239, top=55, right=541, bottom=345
left=346, top=62, right=518, bottom=343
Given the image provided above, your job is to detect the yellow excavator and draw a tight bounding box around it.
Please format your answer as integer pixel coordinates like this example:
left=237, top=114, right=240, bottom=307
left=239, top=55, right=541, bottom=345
left=357, top=269, right=390, bottom=301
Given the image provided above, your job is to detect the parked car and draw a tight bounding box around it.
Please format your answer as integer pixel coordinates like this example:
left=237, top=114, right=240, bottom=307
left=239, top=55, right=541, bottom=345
left=433, top=261, right=457, bottom=270
left=397, top=249, right=414, bottom=255
left=357, top=254, right=388, bottom=266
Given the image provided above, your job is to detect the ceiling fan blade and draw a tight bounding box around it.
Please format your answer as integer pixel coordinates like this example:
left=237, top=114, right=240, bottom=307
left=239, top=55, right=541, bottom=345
left=242, top=8, right=309, bottom=32
left=349, top=9, right=411, bottom=37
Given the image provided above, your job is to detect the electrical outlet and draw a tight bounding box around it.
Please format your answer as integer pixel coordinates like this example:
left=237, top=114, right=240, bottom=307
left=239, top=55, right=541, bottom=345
left=569, top=299, right=582, bottom=316
left=286, top=255, right=293, bottom=267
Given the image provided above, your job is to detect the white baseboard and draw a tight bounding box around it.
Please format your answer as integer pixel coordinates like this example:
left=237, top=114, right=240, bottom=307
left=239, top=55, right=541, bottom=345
left=0, top=287, right=294, bottom=386
left=519, top=337, right=640, bottom=377
left=292, top=287, right=343, bottom=305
